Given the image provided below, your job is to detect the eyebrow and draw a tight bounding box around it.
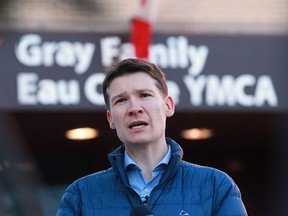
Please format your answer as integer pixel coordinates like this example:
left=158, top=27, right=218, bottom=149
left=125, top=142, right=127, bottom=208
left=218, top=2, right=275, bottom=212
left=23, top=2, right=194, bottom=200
left=110, top=93, right=125, bottom=104
left=110, top=88, right=155, bottom=103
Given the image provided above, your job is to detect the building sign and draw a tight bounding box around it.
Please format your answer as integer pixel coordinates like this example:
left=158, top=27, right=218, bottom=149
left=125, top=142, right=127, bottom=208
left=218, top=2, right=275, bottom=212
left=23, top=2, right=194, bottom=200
left=0, top=32, right=287, bottom=112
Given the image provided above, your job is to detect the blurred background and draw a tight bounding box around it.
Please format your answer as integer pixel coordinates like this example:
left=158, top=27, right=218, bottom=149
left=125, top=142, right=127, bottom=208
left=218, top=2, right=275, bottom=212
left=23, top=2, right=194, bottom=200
left=0, top=0, right=288, bottom=215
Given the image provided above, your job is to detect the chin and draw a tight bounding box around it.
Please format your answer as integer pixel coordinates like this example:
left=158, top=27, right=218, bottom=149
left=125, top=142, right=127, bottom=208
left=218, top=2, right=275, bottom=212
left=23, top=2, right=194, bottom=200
left=126, top=137, right=151, bottom=146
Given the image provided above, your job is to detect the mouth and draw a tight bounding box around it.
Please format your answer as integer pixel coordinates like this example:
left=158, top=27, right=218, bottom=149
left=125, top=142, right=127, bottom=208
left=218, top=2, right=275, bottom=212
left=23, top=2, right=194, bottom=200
left=128, top=121, right=148, bottom=129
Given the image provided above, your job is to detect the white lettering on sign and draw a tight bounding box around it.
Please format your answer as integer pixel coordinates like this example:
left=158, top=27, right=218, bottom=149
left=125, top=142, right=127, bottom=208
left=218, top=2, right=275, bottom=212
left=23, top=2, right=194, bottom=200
left=100, top=37, right=135, bottom=67
left=17, top=73, right=38, bottom=105
left=84, top=73, right=105, bottom=105
left=183, top=74, right=278, bottom=107
left=17, top=73, right=80, bottom=105
left=15, top=34, right=95, bottom=74
left=13, top=34, right=279, bottom=110
left=100, top=36, right=121, bottom=67
left=150, top=36, right=209, bottom=76
left=99, top=36, right=209, bottom=77
left=167, top=80, right=180, bottom=105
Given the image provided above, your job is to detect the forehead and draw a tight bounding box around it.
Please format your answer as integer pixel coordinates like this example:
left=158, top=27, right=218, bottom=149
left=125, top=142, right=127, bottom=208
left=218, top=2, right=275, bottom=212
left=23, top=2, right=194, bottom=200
left=108, top=72, right=157, bottom=92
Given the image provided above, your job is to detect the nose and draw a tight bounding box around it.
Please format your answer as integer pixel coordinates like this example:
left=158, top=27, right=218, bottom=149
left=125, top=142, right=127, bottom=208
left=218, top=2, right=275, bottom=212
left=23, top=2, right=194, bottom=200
left=128, top=98, right=143, bottom=115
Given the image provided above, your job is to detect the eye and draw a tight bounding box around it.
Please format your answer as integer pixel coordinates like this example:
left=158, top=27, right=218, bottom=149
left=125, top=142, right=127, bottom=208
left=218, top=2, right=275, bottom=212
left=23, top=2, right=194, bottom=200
left=140, top=93, right=151, bottom=98
left=115, top=98, right=126, bottom=105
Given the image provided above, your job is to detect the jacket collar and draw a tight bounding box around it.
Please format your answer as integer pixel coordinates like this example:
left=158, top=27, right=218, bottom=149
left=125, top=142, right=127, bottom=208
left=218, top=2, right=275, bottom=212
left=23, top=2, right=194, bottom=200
left=107, top=138, right=184, bottom=207
left=108, top=137, right=183, bottom=184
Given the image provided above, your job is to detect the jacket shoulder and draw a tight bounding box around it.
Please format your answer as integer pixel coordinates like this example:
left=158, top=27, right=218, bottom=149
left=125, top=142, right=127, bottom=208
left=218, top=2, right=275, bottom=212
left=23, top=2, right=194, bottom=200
left=180, top=161, right=235, bottom=185
left=57, top=168, right=118, bottom=215
left=178, top=161, right=246, bottom=214
left=68, top=167, right=115, bottom=193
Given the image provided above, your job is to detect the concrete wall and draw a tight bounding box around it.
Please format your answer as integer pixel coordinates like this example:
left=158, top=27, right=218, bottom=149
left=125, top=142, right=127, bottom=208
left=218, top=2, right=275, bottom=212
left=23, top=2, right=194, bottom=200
left=0, top=0, right=287, bottom=34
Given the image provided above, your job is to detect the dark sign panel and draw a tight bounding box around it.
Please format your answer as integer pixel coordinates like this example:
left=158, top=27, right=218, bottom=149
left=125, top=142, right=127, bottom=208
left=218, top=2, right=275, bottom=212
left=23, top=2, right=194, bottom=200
left=0, top=32, right=287, bottom=112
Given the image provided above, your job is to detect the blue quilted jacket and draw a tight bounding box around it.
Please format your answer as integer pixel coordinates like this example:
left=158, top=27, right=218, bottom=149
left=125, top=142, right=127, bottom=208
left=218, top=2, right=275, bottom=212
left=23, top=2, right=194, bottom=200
left=57, top=138, right=247, bottom=215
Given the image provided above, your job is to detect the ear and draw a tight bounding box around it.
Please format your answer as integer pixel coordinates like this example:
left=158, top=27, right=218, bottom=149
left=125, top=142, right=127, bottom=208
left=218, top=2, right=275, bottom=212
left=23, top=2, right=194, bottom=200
left=165, top=96, right=175, bottom=117
left=106, top=110, right=116, bottom=129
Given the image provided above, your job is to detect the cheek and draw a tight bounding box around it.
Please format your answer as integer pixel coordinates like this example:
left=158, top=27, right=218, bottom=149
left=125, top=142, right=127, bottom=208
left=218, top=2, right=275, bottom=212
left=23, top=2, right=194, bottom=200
left=151, top=104, right=166, bottom=120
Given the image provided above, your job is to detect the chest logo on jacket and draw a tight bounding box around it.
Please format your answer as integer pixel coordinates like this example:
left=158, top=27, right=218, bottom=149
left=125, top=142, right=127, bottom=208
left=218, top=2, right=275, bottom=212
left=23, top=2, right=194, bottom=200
left=179, top=210, right=189, bottom=216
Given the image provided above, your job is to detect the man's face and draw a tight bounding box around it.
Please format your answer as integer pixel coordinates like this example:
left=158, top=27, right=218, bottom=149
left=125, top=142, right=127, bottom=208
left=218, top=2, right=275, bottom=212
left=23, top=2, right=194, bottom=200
left=106, top=72, right=175, bottom=147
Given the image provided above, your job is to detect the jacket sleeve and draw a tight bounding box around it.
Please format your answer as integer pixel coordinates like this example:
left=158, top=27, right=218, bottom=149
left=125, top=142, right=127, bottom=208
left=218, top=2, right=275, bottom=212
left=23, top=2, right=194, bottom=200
left=56, top=184, right=81, bottom=216
left=213, top=172, right=248, bottom=216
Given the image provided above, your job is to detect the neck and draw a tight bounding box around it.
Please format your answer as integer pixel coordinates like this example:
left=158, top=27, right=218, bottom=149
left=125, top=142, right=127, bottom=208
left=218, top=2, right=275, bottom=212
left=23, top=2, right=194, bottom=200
left=125, top=139, right=168, bottom=181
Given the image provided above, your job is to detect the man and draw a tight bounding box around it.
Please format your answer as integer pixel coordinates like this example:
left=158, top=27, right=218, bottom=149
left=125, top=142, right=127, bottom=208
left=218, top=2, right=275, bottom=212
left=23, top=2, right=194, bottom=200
left=57, top=58, right=247, bottom=215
